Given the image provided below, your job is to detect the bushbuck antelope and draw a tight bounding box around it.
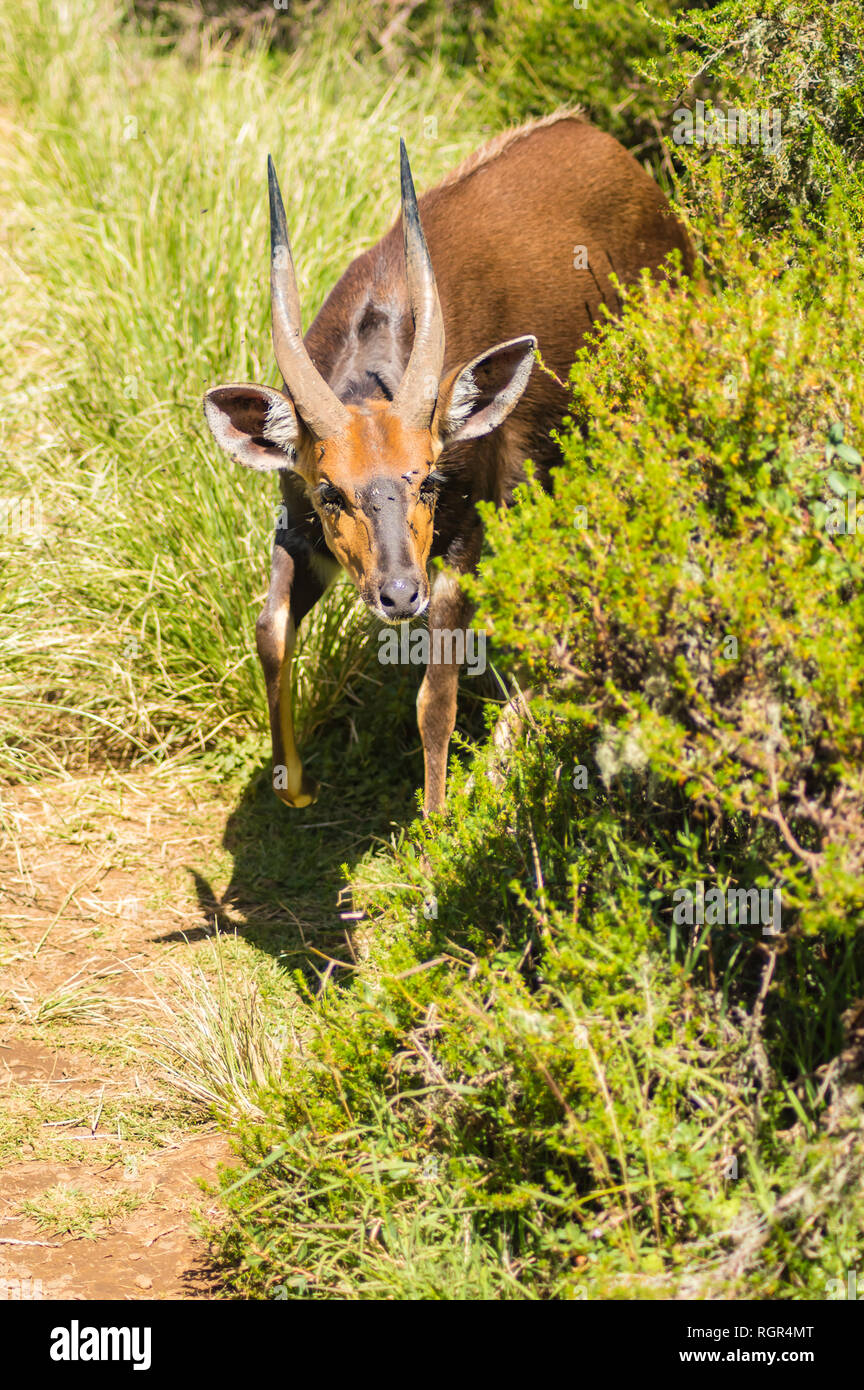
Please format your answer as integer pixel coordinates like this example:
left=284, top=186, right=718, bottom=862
left=203, top=113, right=692, bottom=813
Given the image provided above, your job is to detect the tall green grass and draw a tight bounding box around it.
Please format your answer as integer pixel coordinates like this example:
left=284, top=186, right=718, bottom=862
left=0, top=0, right=493, bottom=777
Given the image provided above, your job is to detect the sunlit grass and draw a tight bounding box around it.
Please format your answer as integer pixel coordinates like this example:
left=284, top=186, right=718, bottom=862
left=10, top=968, right=118, bottom=1026
left=151, top=929, right=295, bottom=1121
left=18, top=1183, right=145, bottom=1238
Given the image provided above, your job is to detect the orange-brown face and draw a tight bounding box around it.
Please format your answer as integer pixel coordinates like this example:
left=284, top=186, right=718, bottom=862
left=295, top=400, right=440, bottom=622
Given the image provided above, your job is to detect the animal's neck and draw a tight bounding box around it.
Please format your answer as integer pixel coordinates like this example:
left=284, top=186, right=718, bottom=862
left=305, top=235, right=412, bottom=407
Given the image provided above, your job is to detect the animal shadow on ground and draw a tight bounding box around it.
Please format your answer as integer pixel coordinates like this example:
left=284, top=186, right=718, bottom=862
left=177, top=666, right=429, bottom=983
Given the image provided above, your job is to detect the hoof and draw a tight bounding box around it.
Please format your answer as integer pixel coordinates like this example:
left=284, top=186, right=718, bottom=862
left=273, top=770, right=319, bottom=808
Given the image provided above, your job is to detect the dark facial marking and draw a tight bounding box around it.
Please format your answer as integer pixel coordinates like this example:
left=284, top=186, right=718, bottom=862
left=361, top=475, right=414, bottom=571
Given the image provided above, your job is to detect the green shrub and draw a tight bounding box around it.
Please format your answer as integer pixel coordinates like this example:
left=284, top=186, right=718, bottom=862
left=649, top=0, right=864, bottom=231
left=474, top=199, right=864, bottom=948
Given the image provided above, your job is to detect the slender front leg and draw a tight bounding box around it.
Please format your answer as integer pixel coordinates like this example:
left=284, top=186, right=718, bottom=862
left=256, top=536, right=326, bottom=808
left=416, top=569, right=474, bottom=815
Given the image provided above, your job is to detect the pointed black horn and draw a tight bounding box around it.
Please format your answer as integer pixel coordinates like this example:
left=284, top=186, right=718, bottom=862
left=267, top=155, right=348, bottom=439
left=391, top=139, right=445, bottom=430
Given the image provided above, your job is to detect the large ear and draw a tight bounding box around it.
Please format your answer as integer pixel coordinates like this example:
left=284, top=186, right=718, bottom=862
left=432, top=335, right=537, bottom=447
left=202, top=383, right=302, bottom=471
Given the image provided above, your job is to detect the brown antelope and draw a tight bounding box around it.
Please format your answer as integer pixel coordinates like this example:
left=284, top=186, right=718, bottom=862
left=203, top=112, right=692, bottom=814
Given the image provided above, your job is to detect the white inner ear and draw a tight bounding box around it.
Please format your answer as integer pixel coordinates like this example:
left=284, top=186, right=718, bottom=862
left=265, top=397, right=300, bottom=453
left=447, top=368, right=480, bottom=432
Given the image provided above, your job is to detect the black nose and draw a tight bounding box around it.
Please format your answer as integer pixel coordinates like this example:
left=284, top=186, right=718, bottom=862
left=379, top=576, right=421, bottom=618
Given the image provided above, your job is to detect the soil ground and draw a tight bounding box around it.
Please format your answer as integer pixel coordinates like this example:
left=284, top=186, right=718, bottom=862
left=0, top=766, right=243, bottom=1300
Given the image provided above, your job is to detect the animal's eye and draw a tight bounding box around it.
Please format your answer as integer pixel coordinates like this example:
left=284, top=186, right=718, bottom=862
left=318, top=483, right=346, bottom=511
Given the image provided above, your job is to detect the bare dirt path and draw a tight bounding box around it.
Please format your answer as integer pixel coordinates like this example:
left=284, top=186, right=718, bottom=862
left=0, top=766, right=240, bottom=1300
